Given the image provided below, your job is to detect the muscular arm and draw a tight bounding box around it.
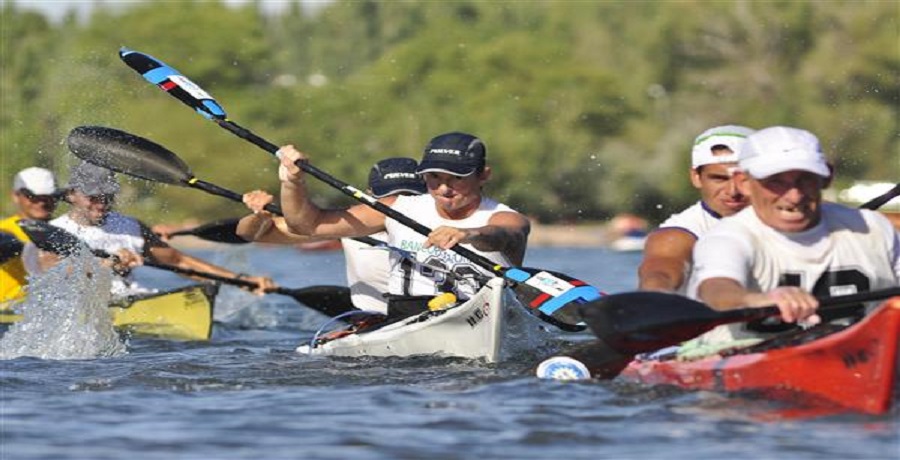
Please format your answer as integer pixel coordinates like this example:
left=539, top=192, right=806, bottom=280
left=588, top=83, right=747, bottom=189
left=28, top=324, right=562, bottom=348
left=278, top=146, right=388, bottom=238
left=638, top=228, right=696, bottom=291
left=464, top=211, right=530, bottom=266
left=236, top=213, right=330, bottom=244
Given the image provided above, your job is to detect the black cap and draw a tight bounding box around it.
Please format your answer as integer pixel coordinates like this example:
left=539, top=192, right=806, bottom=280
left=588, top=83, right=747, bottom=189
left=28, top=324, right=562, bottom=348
left=416, top=132, right=486, bottom=177
left=368, top=157, right=427, bottom=198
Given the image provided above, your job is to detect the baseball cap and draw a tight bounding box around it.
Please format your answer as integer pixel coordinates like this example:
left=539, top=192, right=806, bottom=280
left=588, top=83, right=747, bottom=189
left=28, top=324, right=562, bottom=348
left=13, top=167, right=57, bottom=195
left=739, top=126, right=830, bottom=179
left=67, top=162, right=121, bottom=195
left=368, top=157, right=427, bottom=198
left=691, top=125, right=756, bottom=169
left=416, top=132, right=486, bottom=177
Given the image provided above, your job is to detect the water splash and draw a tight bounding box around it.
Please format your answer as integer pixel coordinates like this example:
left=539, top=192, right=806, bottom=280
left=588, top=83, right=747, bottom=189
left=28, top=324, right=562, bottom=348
left=0, top=248, right=127, bottom=360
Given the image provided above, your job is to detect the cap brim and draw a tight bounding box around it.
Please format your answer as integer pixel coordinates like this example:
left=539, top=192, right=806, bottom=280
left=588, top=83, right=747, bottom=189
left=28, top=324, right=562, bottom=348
left=743, top=157, right=830, bottom=179
left=371, top=185, right=426, bottom=198
left=416, top=164, right=477, bottom=177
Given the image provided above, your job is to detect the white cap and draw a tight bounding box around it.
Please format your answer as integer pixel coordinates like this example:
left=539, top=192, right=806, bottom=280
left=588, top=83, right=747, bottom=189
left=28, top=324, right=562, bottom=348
left=691, top=125, right=755, bottom=169
left=13, top=167, right=57, bottom=195
left=739, top=126, right=830, bottom=179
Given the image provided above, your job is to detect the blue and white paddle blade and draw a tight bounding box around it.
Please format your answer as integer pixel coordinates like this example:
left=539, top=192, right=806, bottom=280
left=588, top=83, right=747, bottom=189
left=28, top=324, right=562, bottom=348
left=119, top=47, right=227, bottom=120
left=505, top=267, right=601, bottom=332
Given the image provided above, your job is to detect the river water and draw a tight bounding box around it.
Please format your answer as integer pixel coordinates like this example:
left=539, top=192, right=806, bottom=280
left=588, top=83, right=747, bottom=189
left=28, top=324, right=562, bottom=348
left=1, top=244, right=897, bottom=459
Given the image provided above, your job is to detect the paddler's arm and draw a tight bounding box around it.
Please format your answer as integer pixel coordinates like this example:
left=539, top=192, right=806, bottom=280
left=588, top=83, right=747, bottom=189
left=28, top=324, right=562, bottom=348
left=277, top=144, right=388, bottom=238
left=637, top=228, right=696, bottom=291
left=425, top=211, right=530, bottom=266
left=236, top=189, right=326, bottom=244
left=697, top=277, right=820, bottom=325
left=141, top=223, right=276, bottom=295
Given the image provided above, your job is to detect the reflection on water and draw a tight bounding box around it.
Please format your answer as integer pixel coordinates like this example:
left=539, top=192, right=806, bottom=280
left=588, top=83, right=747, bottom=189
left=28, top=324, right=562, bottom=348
left=0, top=248, right=127, bottom=360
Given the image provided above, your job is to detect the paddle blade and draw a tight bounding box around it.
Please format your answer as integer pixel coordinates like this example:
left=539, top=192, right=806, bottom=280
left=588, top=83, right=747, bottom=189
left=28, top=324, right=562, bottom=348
left=577, top=292, right=765, bottom=354
left=67, top=126, right=194, bottom=187
left=504, top=267, right=601, bottom=331
left=167, top=218, right=250, bottom=244
left=0, top=231, right=24, bottom=264
left=17, top=219, right=88, bottom=257
left=119, top=47, right=227, bottom=121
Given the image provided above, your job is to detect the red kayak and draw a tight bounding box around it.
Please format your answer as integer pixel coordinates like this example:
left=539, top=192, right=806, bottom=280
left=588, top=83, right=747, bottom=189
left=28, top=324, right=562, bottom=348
left=620, top=296, right=900, bottom=415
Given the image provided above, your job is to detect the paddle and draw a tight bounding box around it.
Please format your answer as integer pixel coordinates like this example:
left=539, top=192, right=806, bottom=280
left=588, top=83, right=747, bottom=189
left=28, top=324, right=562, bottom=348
left=163, top=218, right=249, bottom=244
left=577, top=288, right=900, bottom=357
left=17, top=219, right=356, bottom=319
left=119, top=47, right=598, bottom=331
left=66, top=125, right=282, bottom=216
left=67, top=125, right=387, bottom=252
left=0, top=231, right=24, bottom=265
left=860, top=182, right=900, bottom=210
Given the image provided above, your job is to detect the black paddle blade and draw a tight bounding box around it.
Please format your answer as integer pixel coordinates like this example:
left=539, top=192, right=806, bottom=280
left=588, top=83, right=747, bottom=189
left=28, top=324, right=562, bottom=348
left=17, top=219, right=88, bottom=257
left=0, top=231, right=24, bottom=264
left=577, top=292, right=768, bottom=354
left=67, top=126, right=193, bottom=186
left=167, top=218, right=249, bottom=244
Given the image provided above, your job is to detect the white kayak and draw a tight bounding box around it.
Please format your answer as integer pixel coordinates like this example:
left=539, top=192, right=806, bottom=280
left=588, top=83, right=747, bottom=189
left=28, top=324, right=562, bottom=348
left=296, top=278, right=555, bottom=362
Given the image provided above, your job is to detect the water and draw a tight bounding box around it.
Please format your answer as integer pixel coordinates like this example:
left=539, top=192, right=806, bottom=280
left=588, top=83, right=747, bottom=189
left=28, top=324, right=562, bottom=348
left=2, top=245, right=897, bottom=460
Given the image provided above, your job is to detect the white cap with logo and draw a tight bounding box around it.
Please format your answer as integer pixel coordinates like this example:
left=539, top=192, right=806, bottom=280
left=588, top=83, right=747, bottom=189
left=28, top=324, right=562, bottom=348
left=13, top=167, right=57, bottom=195
left=691, top=125, right=756, bottom=169
left=739, top=126, right=830, bottom=179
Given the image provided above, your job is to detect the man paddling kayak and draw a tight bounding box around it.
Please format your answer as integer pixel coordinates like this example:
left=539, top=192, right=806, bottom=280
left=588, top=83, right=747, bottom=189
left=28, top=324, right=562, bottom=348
left=688, top=126, right=900, bottom=344
left=276, top=132, right=530, bottom=319
left=27, top=162, right=275, bottom=297
left=638, top=125, right=755, bottom=292
left=0, top=167, right=61, bottom=307
left=236, top=157, right=427, bottom=315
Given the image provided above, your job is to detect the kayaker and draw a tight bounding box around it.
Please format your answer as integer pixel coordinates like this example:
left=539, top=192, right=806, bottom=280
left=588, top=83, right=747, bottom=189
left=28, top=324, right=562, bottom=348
left=276, top=132, right=531, bottom=319
left=26, top=161, right=275, bottom=297
left=689, top=126, right=900, bottom=344
left=236, top=157, right=428, bottom=314
left=0, top=167, right=60, bottom=307
left=638, top=125, right=755, bottom=292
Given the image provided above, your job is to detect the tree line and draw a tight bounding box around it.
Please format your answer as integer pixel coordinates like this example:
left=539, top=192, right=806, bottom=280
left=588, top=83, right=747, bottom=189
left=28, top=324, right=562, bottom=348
left=2, top=0, right=896, bottom=224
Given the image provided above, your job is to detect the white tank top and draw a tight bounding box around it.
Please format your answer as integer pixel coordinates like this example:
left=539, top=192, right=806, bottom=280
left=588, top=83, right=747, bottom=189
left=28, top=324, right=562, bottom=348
left=658, top=200, right=723, bottom=239
left=385, top=194, right=515, bottom=300
left=51, top=212, right=148, bottom=295
left=690, top=203, right=900, bottom=342
left=341, top=232, right=390, bottom=313
left=654, top=200, right=725, bottom=293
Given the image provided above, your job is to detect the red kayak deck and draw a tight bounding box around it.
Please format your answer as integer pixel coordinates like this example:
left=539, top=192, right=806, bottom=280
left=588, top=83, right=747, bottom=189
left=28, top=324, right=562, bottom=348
left=621, top=297, right=900, bottom=415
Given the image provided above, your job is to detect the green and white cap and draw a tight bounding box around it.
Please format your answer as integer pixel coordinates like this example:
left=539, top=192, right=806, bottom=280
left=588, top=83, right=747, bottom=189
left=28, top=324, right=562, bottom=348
left=691, top=125, right=755, bottom=169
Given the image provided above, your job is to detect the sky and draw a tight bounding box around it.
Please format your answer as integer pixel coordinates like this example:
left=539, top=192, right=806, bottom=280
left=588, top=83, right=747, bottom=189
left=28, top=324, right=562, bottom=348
left=6, top=0, right=328, bottom=22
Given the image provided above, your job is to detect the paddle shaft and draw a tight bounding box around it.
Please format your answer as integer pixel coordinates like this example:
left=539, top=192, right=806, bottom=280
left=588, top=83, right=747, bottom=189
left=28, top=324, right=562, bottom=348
left=719, top=286, right=900, bottom=323
left=860, top=183, right=900, bottom=210
left=214, top=118, right=504, bottom=276
left=187, top=176, right=282, bottom=215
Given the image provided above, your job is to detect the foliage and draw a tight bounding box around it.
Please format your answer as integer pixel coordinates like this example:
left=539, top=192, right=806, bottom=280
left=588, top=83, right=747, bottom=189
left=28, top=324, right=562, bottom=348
left=1, top=0, right=896, bottom=224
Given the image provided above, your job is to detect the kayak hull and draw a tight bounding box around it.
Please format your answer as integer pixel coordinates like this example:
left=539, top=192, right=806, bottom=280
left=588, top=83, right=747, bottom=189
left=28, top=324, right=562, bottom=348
left=297, top=277, right=552, bottom=362
left=621, top=297, right=900, bottom=415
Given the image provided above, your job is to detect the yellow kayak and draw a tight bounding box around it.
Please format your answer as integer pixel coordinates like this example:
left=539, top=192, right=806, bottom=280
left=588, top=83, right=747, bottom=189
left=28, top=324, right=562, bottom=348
left=1, top=283, right=218, bottom=341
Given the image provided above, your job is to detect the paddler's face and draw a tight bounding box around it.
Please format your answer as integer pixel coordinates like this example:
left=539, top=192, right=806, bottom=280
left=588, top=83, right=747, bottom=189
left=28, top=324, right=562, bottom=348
left=68, top=190, right=116, bottom=225
left=13, top=189, right=58, bottom=221
left=422, top=168, right=490, bottom=219
left=690, top=162, right=748, bottom=217
left=737, top=170, right=825, bottom=233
